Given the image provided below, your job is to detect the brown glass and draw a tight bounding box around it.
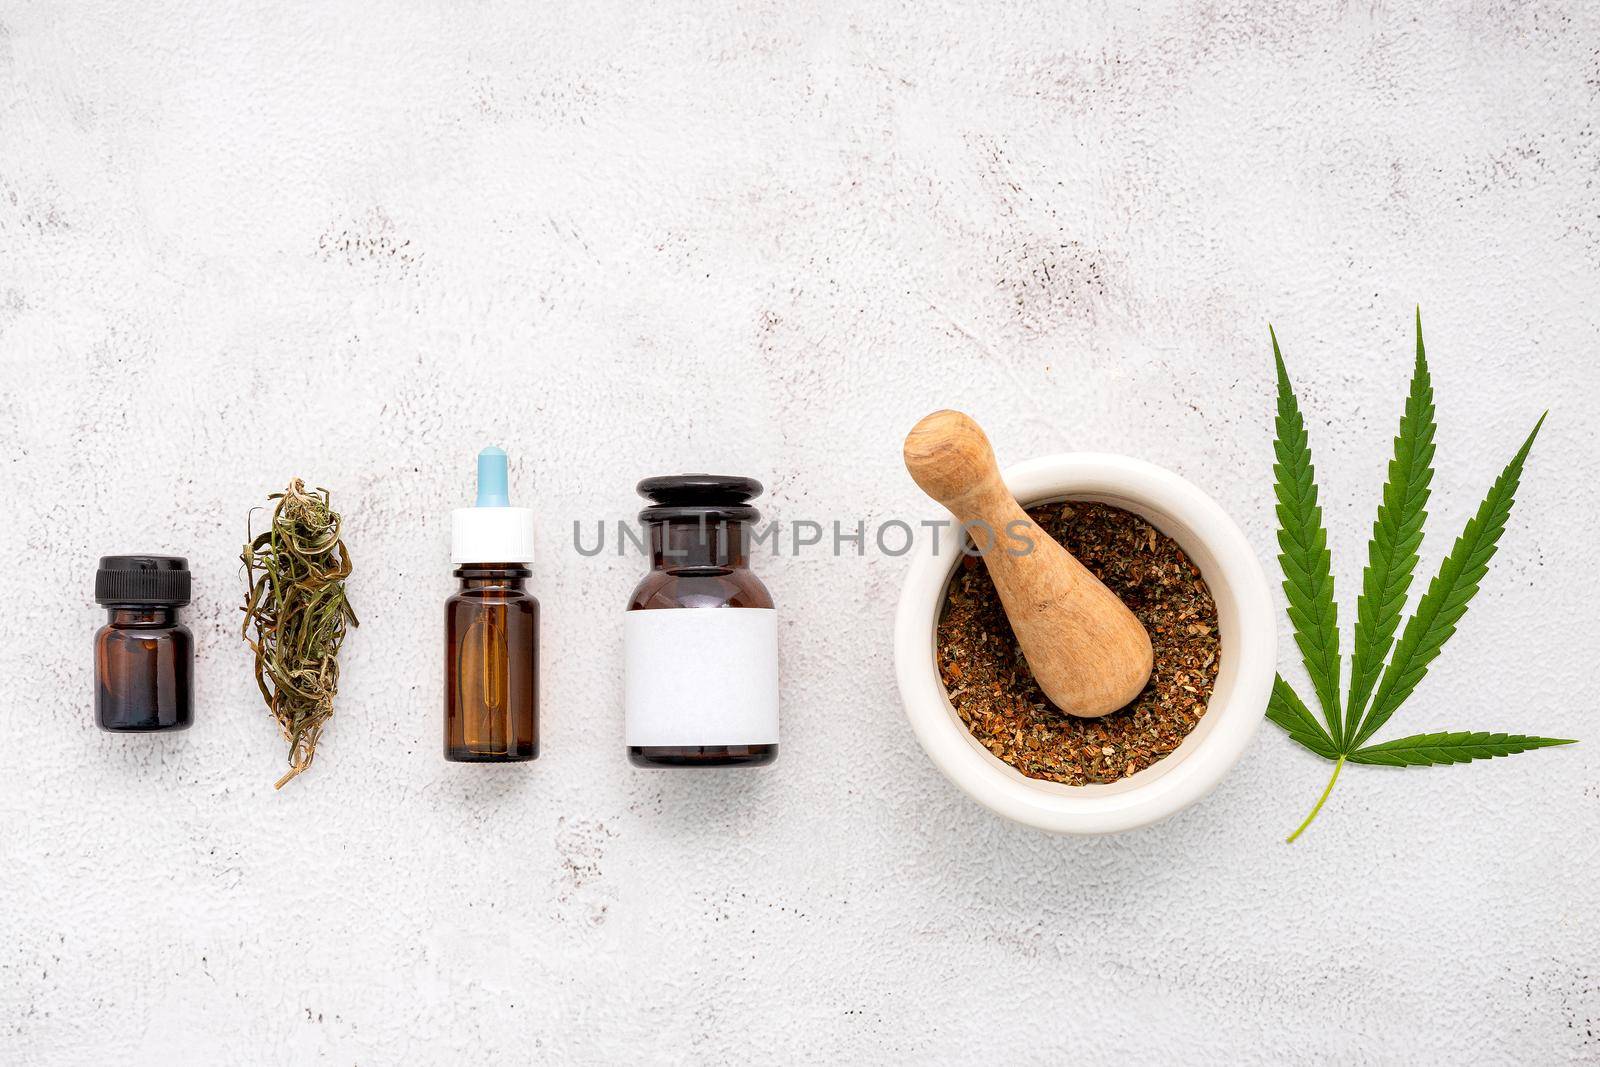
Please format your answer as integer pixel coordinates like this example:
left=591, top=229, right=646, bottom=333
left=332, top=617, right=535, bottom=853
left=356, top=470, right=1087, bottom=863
left=95, top=607, right=193, bottom=732
left=445, top=563, right=539, bottom=762
left=627, top=517, right=778, bottom=768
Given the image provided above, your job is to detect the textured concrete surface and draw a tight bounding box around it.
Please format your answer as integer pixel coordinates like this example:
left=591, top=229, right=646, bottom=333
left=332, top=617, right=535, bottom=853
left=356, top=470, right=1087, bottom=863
left=2, top=2, right=1598, bottom=1063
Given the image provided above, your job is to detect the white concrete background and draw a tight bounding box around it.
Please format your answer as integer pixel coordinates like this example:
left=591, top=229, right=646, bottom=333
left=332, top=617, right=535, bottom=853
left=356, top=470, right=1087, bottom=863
left=1, top=1, right=1596, bottom=1063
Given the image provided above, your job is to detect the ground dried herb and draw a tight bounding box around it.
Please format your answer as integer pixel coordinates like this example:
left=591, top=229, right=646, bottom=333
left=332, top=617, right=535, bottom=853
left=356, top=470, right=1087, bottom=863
left=937, top=501, right=1220, bottom=785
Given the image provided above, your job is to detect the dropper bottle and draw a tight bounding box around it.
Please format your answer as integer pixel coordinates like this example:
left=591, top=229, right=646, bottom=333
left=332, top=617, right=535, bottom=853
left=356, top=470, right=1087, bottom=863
left=445, top=447, right=539, bottom=762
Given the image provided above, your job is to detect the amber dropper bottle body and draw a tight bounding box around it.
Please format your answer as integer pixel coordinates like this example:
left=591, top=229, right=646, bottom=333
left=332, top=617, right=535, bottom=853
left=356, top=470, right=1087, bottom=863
left=444, top=562, right=539, bottom=762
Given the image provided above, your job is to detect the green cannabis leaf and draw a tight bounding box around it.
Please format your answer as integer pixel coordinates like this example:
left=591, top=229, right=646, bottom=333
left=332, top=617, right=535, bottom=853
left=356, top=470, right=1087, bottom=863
left=1269, top=310, right=1574, bottom=842
left=1272, top=328, right=1343, bottom=746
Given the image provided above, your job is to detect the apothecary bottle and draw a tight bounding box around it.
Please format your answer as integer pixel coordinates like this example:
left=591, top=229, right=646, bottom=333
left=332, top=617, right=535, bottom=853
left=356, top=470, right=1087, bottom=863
left=93, top=554, right=193, bottom=732
left=624, top=474, right=779, bottom=767
left=445, top=447, right=540, bottom=762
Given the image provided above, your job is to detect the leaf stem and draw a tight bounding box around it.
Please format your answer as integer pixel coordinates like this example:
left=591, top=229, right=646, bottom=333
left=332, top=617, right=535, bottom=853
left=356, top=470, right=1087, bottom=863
left=1286, top=756, right=1345, bottom=844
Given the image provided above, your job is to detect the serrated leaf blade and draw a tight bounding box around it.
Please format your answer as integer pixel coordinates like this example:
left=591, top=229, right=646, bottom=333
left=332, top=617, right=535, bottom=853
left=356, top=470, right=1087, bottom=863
left=1272, top=330, right=1344, bottom=745
left=1348, top=731, right=1575, bottom=767
left=1346, top=310, right=1436, bottom=740
left=1353, top=414, right=1546, bottom=749
left=1266, top=675, right=1338, bottom=759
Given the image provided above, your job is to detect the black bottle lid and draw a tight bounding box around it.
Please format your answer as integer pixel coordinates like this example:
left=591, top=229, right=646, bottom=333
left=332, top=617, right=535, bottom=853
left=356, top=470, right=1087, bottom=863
left=95, top=555, right=191, bottom=607
left=637, top=474, right=763, bottom=524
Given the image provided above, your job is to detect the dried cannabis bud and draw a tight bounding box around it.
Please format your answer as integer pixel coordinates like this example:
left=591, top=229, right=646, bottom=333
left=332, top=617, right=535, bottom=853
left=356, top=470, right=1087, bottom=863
left=241, top=479, right=358, bottom=789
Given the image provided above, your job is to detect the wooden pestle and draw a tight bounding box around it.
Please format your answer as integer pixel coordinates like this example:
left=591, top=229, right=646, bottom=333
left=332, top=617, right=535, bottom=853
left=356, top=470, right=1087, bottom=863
left=904, top=410, right=1153, bottom=718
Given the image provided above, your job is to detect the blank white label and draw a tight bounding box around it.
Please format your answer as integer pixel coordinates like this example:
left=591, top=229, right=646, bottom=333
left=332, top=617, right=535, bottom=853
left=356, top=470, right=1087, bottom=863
left=624, top=608, right=779, bottom=747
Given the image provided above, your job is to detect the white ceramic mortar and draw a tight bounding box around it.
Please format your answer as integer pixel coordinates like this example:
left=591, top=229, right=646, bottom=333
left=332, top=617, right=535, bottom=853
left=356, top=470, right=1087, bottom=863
left=895, top=453, right=1276, bottom=833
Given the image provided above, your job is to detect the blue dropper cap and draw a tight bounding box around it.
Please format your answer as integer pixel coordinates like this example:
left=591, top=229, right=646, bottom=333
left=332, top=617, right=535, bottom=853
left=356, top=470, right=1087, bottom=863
left=476, top=446, right=510, bottom=507
left=452, top=446, right=533, bottom=563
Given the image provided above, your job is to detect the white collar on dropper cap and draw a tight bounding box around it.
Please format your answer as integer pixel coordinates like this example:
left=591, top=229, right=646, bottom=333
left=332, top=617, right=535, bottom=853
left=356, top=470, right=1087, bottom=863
left=451, top=446, right=536, bottom=564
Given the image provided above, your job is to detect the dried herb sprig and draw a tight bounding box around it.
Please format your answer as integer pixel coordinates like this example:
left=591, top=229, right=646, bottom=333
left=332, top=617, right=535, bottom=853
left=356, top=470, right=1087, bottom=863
left=1268, top=311, right=1574, bottom=842
left=241, top=479, right=359, bottom=789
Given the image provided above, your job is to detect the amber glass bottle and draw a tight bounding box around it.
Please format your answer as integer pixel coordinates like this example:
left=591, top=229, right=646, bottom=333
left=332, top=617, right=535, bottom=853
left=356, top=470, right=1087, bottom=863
left=625, top=475, right=779, bottom=768
left=93, top=555, right=193, bottom=732
left=444, top=563, right=539, bottom=761
left=444, top=447, right=539, bottom=762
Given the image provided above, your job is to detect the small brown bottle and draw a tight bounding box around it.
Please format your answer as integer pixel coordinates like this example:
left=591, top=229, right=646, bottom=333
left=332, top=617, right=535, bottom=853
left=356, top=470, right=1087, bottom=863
left=624, top=475, right=779, bottom=767
left=444, top=447, right=539, bottom=762
left=94, top=555, right=194, bottom=732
